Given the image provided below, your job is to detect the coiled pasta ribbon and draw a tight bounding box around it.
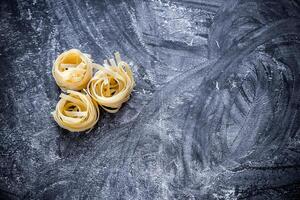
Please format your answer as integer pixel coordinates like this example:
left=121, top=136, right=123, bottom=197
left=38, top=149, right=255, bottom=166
left=52, top=49, right=93, bottom=91
left=87, top=52, right=135, bottom=113
left=52, top=90, right=100, bottom=132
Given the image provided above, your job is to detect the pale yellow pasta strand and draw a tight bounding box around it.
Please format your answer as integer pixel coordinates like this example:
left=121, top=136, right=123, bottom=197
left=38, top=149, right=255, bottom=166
left=52, top=49, right=93, bottom=91
left=52, top=90, right=100, bottom=132
left=87, top=52, right=135, bottom=113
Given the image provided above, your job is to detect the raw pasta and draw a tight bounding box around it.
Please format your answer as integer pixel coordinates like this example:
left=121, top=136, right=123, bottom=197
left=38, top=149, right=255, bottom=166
left=87, top=52, right=135, bottom=113
left=52, top=90, right=99, bottom=132
left=52, top=49, right=93, bottom=91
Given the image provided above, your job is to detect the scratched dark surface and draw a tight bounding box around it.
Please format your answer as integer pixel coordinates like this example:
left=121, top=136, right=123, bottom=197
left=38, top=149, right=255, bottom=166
left=1, top=0, right=300, bottom=199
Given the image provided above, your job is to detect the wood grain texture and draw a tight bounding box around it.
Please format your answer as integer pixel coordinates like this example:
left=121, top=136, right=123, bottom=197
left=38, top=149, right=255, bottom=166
left=0, top=0, right=300, bottom=199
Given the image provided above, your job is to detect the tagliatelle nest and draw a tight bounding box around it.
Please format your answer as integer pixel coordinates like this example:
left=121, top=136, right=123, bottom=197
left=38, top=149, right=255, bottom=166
left=87, top=52, right=135, bottom=113
left=51, top=50, right=135, bottom=132
left=52, top=90, right=100, bottom=132
left=52, top=49, right=93, bottom=91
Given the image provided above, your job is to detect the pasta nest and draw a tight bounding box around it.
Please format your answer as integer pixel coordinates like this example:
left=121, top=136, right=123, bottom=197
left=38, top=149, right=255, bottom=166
left=87, top=52, right=135, bottom=113
left=52, top=90, right=100, bottom=132
left=52, top=49, right=93, bottom=91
